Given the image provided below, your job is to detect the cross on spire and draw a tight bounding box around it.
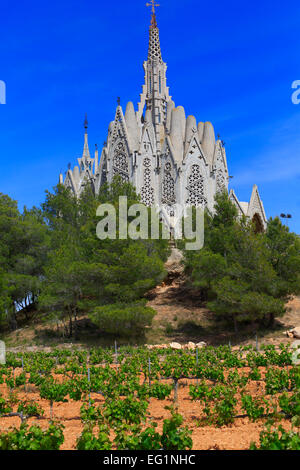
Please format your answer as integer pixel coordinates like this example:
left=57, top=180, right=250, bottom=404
left=84, top=113, right=88, bottom=131
left=146, top=0, right=160, bottom=28
left=146, top=0, right=160, bottom=15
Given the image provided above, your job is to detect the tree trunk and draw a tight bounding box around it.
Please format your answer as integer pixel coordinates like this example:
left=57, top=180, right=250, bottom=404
left=268, top=312, right=275, bottom=328
left=68, top=314, right=73, bottom=338
left=8, top=306, right=18, bottom=331
left=73, top=308, right=78, bottom=340
left=233, top=316, right=238, bottom=334
left=173, top=378, right=179, bottom=403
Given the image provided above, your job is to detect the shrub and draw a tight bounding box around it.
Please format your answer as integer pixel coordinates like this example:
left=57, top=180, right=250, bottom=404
left=250, top=425, right=300, bottom=450
left=161, top=408, right=193, bottom=450
left=0, top=423, right=64, bottom=450
left=76, top=425, right=111, bottom=450
left=241, top=395, right=266, bottom=421
left=90, top=301, right=156, bottom=337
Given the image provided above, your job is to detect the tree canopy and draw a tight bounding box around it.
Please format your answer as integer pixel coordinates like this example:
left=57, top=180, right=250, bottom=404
left=0, top=183, right=299, bottom=338
left=183, top=192, right=300, bottom=331
left=0, top=178, right=170, bottom=336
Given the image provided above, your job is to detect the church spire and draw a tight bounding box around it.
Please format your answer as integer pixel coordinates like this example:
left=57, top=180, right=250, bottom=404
left=77, top=114, right=95, bottom=174
left=82, top=113, right=90, bottom=159
left=137, top=2, right=171, bottom=151
left=147, top=1, right=162, bottom=62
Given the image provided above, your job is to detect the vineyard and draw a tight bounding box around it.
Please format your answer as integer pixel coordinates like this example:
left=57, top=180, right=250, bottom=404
left=0, top=344, right=299, bottom=450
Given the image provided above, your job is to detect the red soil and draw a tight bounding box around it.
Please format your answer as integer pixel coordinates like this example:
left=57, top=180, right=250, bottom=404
left=0, top=366, right=294, bottom=450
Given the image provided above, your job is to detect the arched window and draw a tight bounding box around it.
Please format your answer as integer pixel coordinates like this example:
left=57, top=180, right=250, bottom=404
left=141, top=158, right=154, bottom=207
left=252, top=213, right=264, bottom=233
left=113, top=141, right=129, bottom=183
left=186, top=164, right=207, bottom=207
left=162, top=162, right=176, bottom=205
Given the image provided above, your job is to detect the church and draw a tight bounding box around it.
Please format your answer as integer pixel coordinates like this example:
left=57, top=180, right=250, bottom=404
left=60, top=4, right=267, bottom=232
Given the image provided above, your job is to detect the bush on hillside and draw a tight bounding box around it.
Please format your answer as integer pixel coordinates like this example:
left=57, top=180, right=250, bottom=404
left=90, top=301, right=156, bottom=337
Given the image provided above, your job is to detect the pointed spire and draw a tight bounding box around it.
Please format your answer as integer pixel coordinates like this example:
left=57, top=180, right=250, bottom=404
left=82, top=113, right=90, bottom=159
left=137, top=2, right=171, bottom=150
left=94, top=144, right=99, bottom=173
left=84, top=113, right=88, bottom=131
left=147, top=1, right=162, bottom=62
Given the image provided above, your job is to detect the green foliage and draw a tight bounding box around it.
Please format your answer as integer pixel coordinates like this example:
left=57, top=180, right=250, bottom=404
left=0, top=422, right=64, bottom=450
left=265, top=217, right=300, bottom=297
left=91, top=301, right=156, bottom=337
left=183, top=192, right=300, bottom=330
left=137, top=424, right=162, bottom=450
left=17, top=401, right=44, bottom=418
left=104, top=395, right=149, bottom=426
left=241, top=394, right=267, bottom=421
left=148, top=382, right=172, bottom=400
left=213, top=393, right=237, bottom=426
left=0, top=395, right=12, bottom=415
left=250, top=425, right=300, bottom=450
left=265, top=369, right=290, bottom=395
left=39, top=178, right=168, bottom=338
left=76, top=424, right=112, bottom=450
left=278, top=391, right=300, bottom=418
left=15, top=372, right=26, bottom=387
left=248, top=368, right=261, bottom=381
left=0, top=194, right=50, bottom=330
left=161, top=407, right=193, bottom=450
left=289, top=367, right=300, bottom=390
left=1, top=345, right=299, bottom=450
left=80, top=401, right=103, bottom=424
left=39, top=379, right=69, bottom=403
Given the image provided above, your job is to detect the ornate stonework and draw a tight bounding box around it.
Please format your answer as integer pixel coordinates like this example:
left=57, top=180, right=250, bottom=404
left=113, top=142, right=129, bottom=183
left=60, top=9, right=267, bottom=231
left=186, top=165, right=207, bottom=208
left=141, top=158, right=155, bottom=207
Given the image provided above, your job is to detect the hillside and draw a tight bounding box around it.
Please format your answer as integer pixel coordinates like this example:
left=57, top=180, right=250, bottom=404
left=2, top=245, right=300, bottom=353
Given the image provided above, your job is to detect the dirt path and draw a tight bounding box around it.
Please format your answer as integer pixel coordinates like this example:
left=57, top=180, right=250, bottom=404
left=146, top=246, right=300, bottom=348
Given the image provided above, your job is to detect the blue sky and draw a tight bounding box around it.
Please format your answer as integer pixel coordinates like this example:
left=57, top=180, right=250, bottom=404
left=0, top=0, right=299, bottom=233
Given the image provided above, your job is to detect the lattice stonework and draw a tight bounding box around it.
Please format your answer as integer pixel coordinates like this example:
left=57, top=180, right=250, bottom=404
left=101, top=160, right=107, bottom=185
left=111, top=109, right=125, bottom=145
left=148, top=27, right=162, bottom=62
left=216, top=149, right=226, bottom=193
left=162, top=162, right=176, bottom=205
left=186, top=164, right=207, bottom=207
left=65, top=177, right=72, bottom=190
left=216, top=169, right=226, bottom=193
left=141, top=158, right=154, bottom=207
left=113, top=141, right=129, bottom=183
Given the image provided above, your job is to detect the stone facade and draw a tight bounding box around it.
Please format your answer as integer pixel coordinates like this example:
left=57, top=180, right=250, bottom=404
left=60, top=11, right=267, bottom=231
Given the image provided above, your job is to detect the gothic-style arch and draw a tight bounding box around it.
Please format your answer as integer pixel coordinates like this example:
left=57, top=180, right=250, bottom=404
left=185, top=164, right=207, bottom=208
left=252, top=213, right=264, bottom=234
left=140, top=157, right=155, bottom=206
left=214, top=145, right=228, bottom=193
left=162, top=161, right=176, bottom=205
left=112, top=140, right=129, bottom=183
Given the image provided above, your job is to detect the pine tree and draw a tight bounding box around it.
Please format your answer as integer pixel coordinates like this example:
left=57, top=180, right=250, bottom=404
left=183, top=192, right=300, bottom=331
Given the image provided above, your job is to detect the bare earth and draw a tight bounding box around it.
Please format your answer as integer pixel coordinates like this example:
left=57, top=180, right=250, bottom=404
left=0, top=367, right=294, bottom=450
left=147, top=271, right=300, bottom=349
left=3, top=270, right=300, bottom=353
